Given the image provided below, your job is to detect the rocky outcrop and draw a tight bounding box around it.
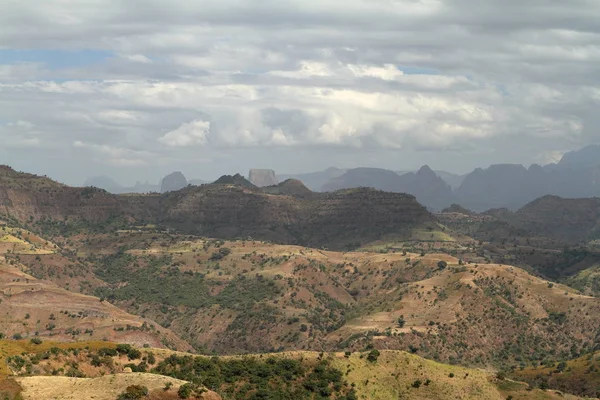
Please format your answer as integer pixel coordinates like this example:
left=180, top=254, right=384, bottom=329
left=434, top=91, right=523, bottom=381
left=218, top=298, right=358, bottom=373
left=160, top=172, right=188, bottom=193
left=212, top=174, right=255, bottom=187
left=249, top=169, right=278, bottom=187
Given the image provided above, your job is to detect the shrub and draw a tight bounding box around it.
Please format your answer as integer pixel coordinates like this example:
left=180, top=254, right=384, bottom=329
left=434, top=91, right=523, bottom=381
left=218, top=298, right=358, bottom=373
left=178, top=383, right=194, bottom=399
left=30, top=338, right=42, bottom=345
left=397, top=317, right=405, bottom=328
left=117, top=385, right=148, bottom=400
left=366, top=349, right=380, bottom=363
left=411, top=380, right=422, bottom=388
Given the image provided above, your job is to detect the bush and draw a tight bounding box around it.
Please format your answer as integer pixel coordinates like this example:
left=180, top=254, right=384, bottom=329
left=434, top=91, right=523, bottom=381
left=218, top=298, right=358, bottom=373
left=412, top=380, right=422, bottom=388
left=30, top=338, right=42, bottom=345
left=178, top=383, right=194, bottom=399
left=366, top=349, right=380, bottom=363
left=117, top=385, right=148, bottom=400
left=397, top=317, right=405, bottom=328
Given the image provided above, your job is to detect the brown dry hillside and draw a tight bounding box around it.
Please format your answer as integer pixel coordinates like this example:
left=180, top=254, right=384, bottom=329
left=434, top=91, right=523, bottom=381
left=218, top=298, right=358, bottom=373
left=159, top=184, right=434, bottom=249
left=26, top=230, right=599, bottom=370
left=0, top=258, right=190, bottom=351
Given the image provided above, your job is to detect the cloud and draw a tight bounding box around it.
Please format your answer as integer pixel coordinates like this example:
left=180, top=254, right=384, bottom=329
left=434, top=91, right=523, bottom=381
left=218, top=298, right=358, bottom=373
left=0, top=0, right=599, bottom=182
left=159, top=120, right=210, bottom=147
left=73, top=141, right=152, bottom=166
left=120, top=54, right=152, bottom=64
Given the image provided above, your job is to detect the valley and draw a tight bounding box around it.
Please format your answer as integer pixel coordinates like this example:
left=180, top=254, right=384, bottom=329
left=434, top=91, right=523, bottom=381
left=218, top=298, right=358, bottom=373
left=1, top=165, right=600, bottom=399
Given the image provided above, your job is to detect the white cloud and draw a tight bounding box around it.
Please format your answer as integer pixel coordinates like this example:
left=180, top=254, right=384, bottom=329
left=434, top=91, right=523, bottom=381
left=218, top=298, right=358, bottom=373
left=159, top=120, right=210, bottom=147
left=120, top=54, right=152, bottom=63
left=0, top=0, right=599, bottom=180
left=73, top=141, right=152, bottom=166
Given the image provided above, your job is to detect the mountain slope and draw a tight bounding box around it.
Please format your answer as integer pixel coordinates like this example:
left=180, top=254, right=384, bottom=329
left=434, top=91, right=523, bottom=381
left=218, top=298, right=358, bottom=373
left=0, top=260, right=189, bottom=350
left=0, top=166, right=433, bottom=250
left=322, top=166, right=455, bottom=210
left=278, top=167, right=346, bottom=192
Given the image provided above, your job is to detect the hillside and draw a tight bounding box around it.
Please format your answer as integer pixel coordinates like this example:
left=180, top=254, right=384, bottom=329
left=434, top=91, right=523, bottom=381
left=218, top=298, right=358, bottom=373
left=511, top=350, right=600, bottom=398
left=0, top=223, right=190, bottom=351
left=0, top=166, right=434, bottom=250
left=0, top=260, right=190, bottom=351
left=0, top=165, right=64, bottom=190
left=1, top=340, right=582, bottom=400
left=159, top=185, right=433, bottom=249
left=16, top=229, right=594, bottom=372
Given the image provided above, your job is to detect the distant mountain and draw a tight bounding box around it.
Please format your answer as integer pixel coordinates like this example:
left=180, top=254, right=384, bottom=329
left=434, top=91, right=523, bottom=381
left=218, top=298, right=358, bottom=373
left=435, top=170, right=467, bottom=189
left=557, top=144, right=600, bottom=169
left=248, top=169, right=278, bottom=187
left=160, top=171, right=188, bottom=193
left=278, top=167, right=346, bottom=192
left=84, top=176, right=123, bottom=193
left=321, top=166, right=455, bottom=211
left=322, top=167, right=403, bottom=192
left=84, top=176, right=161, bottom=194
left=399, top=166, right=457, bottom=211
left=455, top=161, right=600, bottom=211
left=188, top=178, right=208, bottom=186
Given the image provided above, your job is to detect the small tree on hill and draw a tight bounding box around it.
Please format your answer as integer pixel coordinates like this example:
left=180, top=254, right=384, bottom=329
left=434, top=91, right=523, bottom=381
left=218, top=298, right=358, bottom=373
left=397, top=316, right=405, bottom=328
left=116, top=385, right=148, bottom=400
left=366, top=349, right=380, bottom=362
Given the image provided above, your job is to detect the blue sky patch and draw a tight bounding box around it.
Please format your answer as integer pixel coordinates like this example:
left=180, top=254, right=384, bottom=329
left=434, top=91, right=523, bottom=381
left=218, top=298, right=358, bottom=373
left=397, top=65, right=439, bottom=75
left=0, top=49, right=113, bottom=69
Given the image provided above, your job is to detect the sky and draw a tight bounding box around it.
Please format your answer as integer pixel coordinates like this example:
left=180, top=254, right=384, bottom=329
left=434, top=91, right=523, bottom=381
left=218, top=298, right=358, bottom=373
left=1, top=0, right=599, bottom=185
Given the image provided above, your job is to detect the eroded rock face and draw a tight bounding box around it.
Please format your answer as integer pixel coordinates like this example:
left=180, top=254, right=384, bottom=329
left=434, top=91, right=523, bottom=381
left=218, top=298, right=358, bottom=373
left=160, top=172, right=188, bottom=193
left=249, top=169, right=278, bottom=187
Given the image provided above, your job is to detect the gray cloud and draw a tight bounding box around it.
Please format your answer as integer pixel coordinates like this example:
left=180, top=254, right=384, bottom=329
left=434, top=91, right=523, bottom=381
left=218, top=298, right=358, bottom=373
left=0, top=0, right=599, bottom=184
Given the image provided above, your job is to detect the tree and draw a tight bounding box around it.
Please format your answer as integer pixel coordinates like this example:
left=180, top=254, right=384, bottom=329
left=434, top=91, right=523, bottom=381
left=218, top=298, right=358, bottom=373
left=116, top=385, right=148, bottom=400
left=366, top=349, right=380, bottom=362
left=437, top=260, right=448, bottom=270
left=397, top=316, right=405, bottom=328
left=178, top=383, right=200, bottom=399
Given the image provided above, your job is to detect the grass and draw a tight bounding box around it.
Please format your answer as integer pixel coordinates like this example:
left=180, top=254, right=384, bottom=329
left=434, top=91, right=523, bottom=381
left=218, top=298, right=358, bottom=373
left=333, top=350, right=501, bottom=400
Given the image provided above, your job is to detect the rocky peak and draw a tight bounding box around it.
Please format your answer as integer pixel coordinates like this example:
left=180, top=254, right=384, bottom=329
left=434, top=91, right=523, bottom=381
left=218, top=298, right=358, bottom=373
left=249, top=169, right=278, bottom=187
left=160, top=172, right=188, bottom=193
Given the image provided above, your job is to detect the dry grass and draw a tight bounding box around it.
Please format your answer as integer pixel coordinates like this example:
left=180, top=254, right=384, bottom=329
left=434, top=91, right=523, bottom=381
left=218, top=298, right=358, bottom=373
left=16, top=373, right=191, bottom=400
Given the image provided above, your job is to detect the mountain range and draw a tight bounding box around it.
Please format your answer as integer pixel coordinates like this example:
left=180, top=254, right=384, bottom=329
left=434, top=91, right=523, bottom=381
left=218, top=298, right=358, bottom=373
left=281, top=144, right=600, bottom=211
left=84, top=144, right=600, bottom=212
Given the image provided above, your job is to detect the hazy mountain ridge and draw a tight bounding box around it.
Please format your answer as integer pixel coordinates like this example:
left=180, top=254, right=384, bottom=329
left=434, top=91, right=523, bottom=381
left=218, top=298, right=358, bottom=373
left=321, top=165, right=455, bottom=211
left=1, top=166, right=433, bottom=250
left=80, top=144, right=600, bottom=212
